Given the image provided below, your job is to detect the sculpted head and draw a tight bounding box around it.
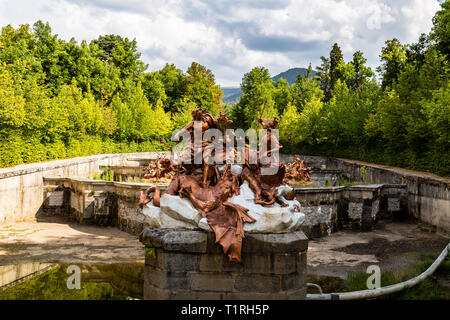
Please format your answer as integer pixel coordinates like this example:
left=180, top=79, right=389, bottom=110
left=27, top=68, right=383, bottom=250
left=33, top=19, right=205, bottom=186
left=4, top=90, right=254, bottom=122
left=191, top=108, right=203, bottom=121
left=258, top=116, right=279, bottom=130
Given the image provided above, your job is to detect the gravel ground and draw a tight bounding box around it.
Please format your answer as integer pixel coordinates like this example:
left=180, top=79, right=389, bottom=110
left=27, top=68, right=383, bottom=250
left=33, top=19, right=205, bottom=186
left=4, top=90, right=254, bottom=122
left=0, top=217, right=448, bottom=278
left=308, top=220, right=449, bottom=279
left=0, top=216, right=144, bottom=265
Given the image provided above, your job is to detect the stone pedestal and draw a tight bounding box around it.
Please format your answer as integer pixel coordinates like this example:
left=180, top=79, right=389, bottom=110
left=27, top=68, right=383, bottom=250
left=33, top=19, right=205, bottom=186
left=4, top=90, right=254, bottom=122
left=139, top=228, right=308, bottom=300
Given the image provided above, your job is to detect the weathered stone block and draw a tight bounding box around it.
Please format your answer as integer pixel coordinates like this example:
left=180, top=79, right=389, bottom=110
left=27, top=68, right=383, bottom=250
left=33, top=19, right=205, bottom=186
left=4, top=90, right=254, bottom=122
left=242, top=232, right=308, bottom=254
left=139, top=228, right=166, bottom=247
left=157, top=251, right=199, bottom=272
left=272, top=253, right=297, bottom=274
left=145, top=266, right=188, bottom=290
left=242, top=254, right=271, bottom=274
left=348, top=201, right=363, bottom=220
left=47, top=190, right=65, bottom=207
left=143, top=282, right=171, bottom=300
left=162, top=230, right=207, bottom=253
left=139, top=228, right=207, bottom=253
left=199, top=253, right=245, bottom=272
left=388, top=197, right=401, bottom=211
left=234, top=274, right=281, bottom=293
left=297, top=252, right=307, bottom=274
left=199, top=254, right=224, bottom=272
left=190, top=273, right=234, bottom=292
left=281, top=273, right=303, bottom=291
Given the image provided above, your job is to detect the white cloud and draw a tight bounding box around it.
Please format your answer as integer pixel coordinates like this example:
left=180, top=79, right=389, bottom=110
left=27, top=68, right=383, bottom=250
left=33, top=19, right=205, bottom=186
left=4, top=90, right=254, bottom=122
left=0, top=0, right=442, bottom=86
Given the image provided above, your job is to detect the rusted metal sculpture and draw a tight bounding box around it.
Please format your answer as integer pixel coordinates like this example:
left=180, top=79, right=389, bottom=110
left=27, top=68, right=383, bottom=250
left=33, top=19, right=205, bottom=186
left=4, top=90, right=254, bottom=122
left=284, top=156, right=313, bottom=185
left=239, top=115, right=289, bottom=207
left=139, top=109, right=298, bottom=263
left=142, top=154, right=175, bottom=183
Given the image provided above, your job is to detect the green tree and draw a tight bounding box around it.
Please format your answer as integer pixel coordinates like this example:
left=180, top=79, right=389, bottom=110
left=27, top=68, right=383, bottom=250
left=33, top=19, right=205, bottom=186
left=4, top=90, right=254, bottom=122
left=316, top=56, right=331, bottom=101
left=91, top=34, right=147, bottom=79
left=296, top=95, right=325, bottom=145
left=272, top=77, right=292, bottom=115
left=0, top=67, right=25, bottom=129
left=183, top=62, right=223, bottom=115
left=291, top=64, right=323, bottom=112
left=406, top=33, right=431, bottom=67
left=377, top=38, right=407, bottom=90
left=329, top=43, right=344, bottom=97
left=278, top=102, right=300, bottom=150
left=231, top=66, right=275, bottom=129
left=111, top=93, right=134, bottom=141
left=149, top=98, right=173, bottom=137
left=348, top=51, right=374, bottom=91
left=141, top=71, right=167, bottom=106
left=157, top=63, right=184, bottom=113
left=430, top=0, right=450, bottom=58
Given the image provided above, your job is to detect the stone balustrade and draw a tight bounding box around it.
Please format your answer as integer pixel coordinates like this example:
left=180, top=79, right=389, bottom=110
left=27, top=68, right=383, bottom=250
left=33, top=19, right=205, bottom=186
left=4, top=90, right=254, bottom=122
left=42, top=177, right=407, bottom=238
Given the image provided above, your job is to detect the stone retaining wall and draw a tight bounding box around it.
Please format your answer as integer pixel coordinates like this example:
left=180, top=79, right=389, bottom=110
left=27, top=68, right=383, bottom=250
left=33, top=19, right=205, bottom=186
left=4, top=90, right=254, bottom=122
left=99, top=164, right=347, bottom=187
left=295, top=184, right=407, bottom=238
left=42, top=177, right=407, bottom=238
left=291, top=156, right=449, bottom=235
left=280, top=154, right=450, bottom=235
left=0, top=152, right=165, bottom=224
left=1, top=152, right=448, bottom=235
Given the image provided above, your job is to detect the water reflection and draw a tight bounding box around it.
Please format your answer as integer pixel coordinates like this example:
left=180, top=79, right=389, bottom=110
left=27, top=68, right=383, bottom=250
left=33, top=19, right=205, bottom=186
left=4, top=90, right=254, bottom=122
left=0, top=262, right=144, bottom=300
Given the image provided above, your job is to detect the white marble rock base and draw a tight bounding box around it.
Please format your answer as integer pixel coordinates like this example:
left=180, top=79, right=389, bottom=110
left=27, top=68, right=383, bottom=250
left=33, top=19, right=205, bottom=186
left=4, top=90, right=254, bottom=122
left=142, top=183, right=305, bottom=233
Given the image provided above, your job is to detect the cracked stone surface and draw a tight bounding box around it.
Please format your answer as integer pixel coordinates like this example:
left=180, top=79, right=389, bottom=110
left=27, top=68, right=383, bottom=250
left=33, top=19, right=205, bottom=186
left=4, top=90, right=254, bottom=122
left=0, top=216, right=143, bottom=265
left=307, top=220, right=449, bottom=279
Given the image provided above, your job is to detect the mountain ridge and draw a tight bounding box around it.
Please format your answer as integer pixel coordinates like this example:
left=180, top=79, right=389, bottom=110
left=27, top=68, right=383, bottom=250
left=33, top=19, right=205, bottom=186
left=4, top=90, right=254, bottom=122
left=222, top=67, right=316, bottom=105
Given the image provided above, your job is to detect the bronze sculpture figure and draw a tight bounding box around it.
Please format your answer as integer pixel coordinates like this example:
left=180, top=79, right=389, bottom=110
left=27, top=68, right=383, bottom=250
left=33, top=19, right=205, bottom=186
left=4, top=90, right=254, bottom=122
left=284, top=156, right=313, bottom=185
left=139, top=109, right=299, bottom=263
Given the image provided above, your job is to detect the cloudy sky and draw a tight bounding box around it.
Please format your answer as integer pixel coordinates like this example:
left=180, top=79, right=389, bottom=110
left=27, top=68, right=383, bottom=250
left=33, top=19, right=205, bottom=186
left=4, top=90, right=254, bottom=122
left=0, top=0, right=443, bottom=86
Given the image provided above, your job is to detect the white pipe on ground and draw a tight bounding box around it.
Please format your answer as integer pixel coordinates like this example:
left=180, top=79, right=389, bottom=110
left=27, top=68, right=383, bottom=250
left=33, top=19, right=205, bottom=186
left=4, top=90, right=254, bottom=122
left=307, top=243, right=450, bottom=300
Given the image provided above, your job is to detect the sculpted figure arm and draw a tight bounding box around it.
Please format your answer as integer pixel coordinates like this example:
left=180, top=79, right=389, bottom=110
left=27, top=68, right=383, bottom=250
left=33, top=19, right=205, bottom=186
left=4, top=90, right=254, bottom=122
left=138, top=186, right=161, bottom=207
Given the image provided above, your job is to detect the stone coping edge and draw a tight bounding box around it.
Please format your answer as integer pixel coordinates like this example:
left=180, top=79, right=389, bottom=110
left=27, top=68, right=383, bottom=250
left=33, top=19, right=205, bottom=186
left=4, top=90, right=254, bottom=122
left=139, top=228, right=308, bottom=254
left=0, top=152, right=166, bottom=179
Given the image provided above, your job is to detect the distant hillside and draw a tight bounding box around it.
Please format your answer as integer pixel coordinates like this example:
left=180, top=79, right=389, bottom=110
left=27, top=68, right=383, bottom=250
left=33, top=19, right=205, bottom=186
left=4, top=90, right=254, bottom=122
left=222, top=67, right=316, bottom=105
left=222, top=87, right=243, bottom=105
left=272, top=67, right=316, bottom=84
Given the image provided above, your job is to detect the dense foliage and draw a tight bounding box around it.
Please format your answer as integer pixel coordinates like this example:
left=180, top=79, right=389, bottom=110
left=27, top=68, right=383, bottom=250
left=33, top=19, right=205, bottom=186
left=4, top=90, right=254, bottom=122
left=0, top=265, right=128, bottom=300
left=0, top=1, right=448, bottom=176
left=0, top=21, right=223, bottom=166
left=230, top=1, right=449, bottom=176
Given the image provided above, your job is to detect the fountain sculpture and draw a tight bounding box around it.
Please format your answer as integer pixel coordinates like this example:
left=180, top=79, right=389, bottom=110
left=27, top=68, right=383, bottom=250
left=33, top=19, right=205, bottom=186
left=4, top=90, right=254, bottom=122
left=138, top=108, right=305, bottom=263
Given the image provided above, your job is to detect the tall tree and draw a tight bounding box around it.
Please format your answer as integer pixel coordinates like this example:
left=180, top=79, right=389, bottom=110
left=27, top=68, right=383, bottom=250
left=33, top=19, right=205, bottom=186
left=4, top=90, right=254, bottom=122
left=317, top=43, right=344, bottom=101
left=182, top=62, right=223, bottom=115
left=377, top=38, right=407, bottom=90
left=91, top=34, right=147, bottom=79
left=316, top=56, right=331, bottom=101
left=329, top=43, right=344, bottom=94
left=406, top=33, right=431, bottom=68
left=348, top=51, right=374, bottom=91
left=430, top=0, right=450, bottom=58
left=291, top=64, right=323, bottom=112
left=272, top=77, right=292, bottom=115
left=230, top=67, right=275, bottom=129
